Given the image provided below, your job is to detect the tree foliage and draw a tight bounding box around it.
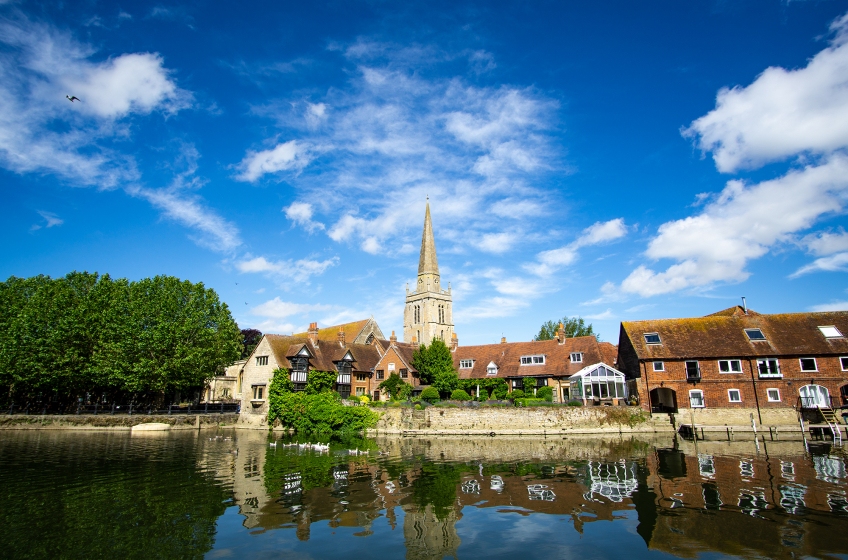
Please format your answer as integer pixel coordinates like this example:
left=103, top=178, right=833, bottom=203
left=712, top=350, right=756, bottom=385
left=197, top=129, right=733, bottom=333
left=450, top=389, right=471, bottom=401
left=458, top=377, right=509, bottom=400
left=534, top=316, right=596, bottom=341
left=240, top=328, right=263, bottom=359
left=419, top=387, right=440, bottom=403
left=0, top=273, right=241, bottom=408
left=378, top=372, right=411, bottom=400
left=411, top=338, right=456, bottom=385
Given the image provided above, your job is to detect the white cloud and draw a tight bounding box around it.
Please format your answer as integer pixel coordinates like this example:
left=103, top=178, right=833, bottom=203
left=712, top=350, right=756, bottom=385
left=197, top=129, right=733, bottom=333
left=809, top=300, right=848, bottom=312
left=801, top=228, right=848, bottom=256
left=791, top=252, right=848, bottom=277
left=584, top=308, right=614, bottom=320
left=37, top=210, right=63, bottom=228
left=530, top=218, right=627, bottom=276
left=683, top=13, right=848, bottom=172
left=235, top=140, right=312, bottom=182
left=475, top=232, right=516, bottom=253
left=284, top=201, right=325, bottom=232
left=250, top=297, right=330, bottom=319
left=236, top=254, right=339, bottom=284
left=459, top=296, right=529, bottom=319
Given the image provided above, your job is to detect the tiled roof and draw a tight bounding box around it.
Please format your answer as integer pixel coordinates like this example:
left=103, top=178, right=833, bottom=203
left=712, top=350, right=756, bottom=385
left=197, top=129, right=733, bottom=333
left=263, top=334, right=382, bottom=373
left=621, top=307, right=848, bottom=360
left=291, top=319, right=371, bottom=343
left=453, top=336, right=607, bottom=380
left=599, top=342, right=618, bottom=365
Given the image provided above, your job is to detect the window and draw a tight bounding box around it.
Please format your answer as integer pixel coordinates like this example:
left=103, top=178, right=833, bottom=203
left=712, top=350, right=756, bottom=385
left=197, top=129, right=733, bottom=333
left=653, top=361, right=664, bottom=371
left=388, top=362, right=396, bottom=372
left=718, top=359, right=743, bottom=373
left=336, top=360, right=352, bottom=385
left=251, top=385, right=265, bottom=400
left=800, top=357, right=818, bottom=372
left=487, top=363, right=498, bottom=375
left=644, top=333, right=661, bottom=344
left=459, top=359, right=474, bottom=368
left=520, top=355, right=545, bottom=365
left=689, top=389, right=705, bottom=408
left=728, top=389, right=742, bottom=403
left=256, top=355, right=269, bottom=366
left=512, top=379, right=522, bottom=388
left=767, top=388, right=781, bottom=402
left=757, top=358, right=781, bottom=378
left=841, top=357, right=848, bottom=371
left=355, top=387, right=365, bottom=396
left=685, top=361, right=700, bottom=381
left=819, top=325, right=843, bottom=338
left=400, top=368, right=408, bottom=379
left=290, top=355, right=309, bottom=387
left=570, top=352, right=583, bottom=363
left=413, top=305, right=420, bottom=324
left=376, top=370, right=384, bottom=380
left=744, top=328, right=766, bottom=341
left=356, top=374, right=367, bottom=382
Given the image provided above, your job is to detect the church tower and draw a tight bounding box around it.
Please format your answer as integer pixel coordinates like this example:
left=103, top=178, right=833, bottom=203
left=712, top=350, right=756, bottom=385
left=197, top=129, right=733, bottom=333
left=404, top=200, right=454, bottom=345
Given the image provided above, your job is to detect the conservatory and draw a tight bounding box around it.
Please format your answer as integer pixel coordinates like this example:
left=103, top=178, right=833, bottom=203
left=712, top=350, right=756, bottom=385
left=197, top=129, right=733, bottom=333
left=569, top=363, right=628, bottom=405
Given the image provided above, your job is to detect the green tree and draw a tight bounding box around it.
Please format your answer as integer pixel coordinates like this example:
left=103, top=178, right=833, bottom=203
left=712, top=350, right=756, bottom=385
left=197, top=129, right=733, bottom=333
left=420, top=386, right=440, bottom=403
left=378, top=372, right=410, bottom=400
left=450, top=388, right=471, bottom=401
left=411, top=338, right=456, bottom=385
left=305, top=370, right=336, bottom=394
left=240, top=329, right=263, bottom=359
left=432, top=369, right=459, bottom=397
left=534, top=316, right=596, bottom=341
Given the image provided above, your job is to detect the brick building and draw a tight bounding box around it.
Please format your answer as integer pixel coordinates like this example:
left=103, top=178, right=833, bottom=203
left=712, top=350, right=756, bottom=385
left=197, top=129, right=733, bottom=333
left=617, top=306, right=848, bottom=418
left=451, top=325, right=620, bottom=403
left=371, top=331, right=420, bottom=401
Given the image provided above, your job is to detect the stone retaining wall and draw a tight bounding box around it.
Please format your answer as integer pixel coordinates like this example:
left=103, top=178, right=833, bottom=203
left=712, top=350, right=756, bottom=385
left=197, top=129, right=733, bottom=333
left=0, top=413, right=239, bottom=430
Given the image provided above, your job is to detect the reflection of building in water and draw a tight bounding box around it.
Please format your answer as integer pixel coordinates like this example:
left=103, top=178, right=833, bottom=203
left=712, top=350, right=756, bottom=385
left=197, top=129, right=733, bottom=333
left=583, top=460, right=638, bottom=503
left=402, top=506, right=461, bottom=560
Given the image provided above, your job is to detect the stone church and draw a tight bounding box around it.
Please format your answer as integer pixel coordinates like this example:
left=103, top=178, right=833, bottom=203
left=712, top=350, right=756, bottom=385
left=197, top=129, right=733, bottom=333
left=403, top=200, right=455, bottom=346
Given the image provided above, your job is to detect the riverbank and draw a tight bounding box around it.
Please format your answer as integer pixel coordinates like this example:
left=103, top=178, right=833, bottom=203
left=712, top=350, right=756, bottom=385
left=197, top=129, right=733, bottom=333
left=0, top=413, right=239, bottom=430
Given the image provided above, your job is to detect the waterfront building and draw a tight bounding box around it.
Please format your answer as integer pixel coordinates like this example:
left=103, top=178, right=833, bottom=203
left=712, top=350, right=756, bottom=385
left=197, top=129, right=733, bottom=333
left=617, top=306, right=848, bottom=420
left=451, top=324, right=621, bottom=403
left=404, top=201, right=454, bottom=345
left=371, top=331, right=420, bottom=401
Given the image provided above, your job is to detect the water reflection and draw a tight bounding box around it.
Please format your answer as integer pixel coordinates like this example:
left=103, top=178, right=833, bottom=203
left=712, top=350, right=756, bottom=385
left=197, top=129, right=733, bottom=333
left=1, top=430, right=847, bottom=559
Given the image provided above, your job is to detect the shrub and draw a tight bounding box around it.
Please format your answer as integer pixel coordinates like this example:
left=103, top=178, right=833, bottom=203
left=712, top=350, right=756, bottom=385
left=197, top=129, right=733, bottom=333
left=420, top=387, right=441, bottom=403
left=511, top=389, right=525, bottom=399
left=493, top=383, right=509, bottom=400
left=358, top=395, right=370, bottom=403
left=567, top=400, right=583, bottom=407
left=450, top=389, right=471, bottom=401
left=536, top=386, right=553, bottom=400
left=414, top=403, right=422, bottom=410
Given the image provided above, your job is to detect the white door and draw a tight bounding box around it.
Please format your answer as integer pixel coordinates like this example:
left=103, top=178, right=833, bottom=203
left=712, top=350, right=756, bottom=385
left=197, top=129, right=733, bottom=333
left=800, top=385, right=830, bottom=408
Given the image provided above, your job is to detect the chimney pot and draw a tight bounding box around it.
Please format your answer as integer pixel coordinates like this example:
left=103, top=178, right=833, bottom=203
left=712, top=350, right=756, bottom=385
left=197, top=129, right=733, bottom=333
left=338, top=327, right=345, bottom=346
left=390, top=330, right=397, bottom=343
left=501, top=336, right=506, bottom=344
left=307, top=322, right=319, bottom=345
left=449, top=332, right=458, bottom=351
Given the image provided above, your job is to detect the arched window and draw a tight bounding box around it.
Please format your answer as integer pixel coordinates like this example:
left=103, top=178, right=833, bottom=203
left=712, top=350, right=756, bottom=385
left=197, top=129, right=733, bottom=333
left=799, top=384, right=830, bottom=408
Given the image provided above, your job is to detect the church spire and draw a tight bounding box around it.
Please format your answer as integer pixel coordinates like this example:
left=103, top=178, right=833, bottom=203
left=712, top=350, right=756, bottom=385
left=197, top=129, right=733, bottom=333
left=417, top=200, right=439, bottom=276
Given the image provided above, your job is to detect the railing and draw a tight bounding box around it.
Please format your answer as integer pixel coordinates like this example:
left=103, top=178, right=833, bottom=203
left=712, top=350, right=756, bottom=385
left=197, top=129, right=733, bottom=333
left=797, top=396, right=837, bottom=410
left=336, top=374, right=351, bottom=384
left=291, top=371, right=308, bottom=383
left=4, top=402, right=240, bottom=416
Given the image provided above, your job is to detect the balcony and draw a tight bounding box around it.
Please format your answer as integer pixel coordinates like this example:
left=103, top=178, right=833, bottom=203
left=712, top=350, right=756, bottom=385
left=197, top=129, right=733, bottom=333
left=336, top=373, right=351, bottom=384
left=291, top=370, right=308, bottom=383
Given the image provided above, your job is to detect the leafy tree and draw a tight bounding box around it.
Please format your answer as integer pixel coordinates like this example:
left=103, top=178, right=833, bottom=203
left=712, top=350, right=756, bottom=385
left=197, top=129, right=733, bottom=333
left=450, top=389, right=471, bottom=401
left=420, top=387, right=440, bottom=403
left=411, top=338, right=456, bottom=385
left=511, top=389, right=525, bottom=399
left=534, top=316, right=596, bottom=341
left=240, top=329, right=263, bottom=359
left=458, top=377, right=508, bottom=400
left=432, top=369, right=459, bottom=397
left=378, top=372, right=410, bottom=400
left=305, top=370, right=336, bottom=394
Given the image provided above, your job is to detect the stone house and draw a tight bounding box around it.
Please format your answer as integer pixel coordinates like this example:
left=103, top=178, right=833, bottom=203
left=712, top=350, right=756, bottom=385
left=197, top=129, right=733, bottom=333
left=203, top=359, right=245, bottom=402
left=451, top=325, right=621, bottom=403
left=617, top=306, right=848, bottom=419
left=238, top=319, right=384, bottom=426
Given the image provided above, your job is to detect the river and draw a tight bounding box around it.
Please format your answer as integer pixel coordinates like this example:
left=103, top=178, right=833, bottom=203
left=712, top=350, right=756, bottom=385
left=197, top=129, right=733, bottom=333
left=0, top=429, right=845, bottom=559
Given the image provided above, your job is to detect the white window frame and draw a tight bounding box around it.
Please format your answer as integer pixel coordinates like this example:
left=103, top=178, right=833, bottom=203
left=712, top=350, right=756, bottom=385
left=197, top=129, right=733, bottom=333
left=840, top=356, right=848, bottom=371
left=727, top=389, right=742, bottom=403
left=487, top=362, right=498, bottom=376
left=644, top=332, right=661, bottom=345
left=689, top=389, right=705, bottom=408
left=718, top=359, right=743, bottom=373
left=570, top=352, right=583, bottom=363
left=818, top=325, right=843, bottom=338
left=757, top=358, right=781, bottom=378
left=388, top=362, right=396, bottom=372
left=744, top=328, right=766, bottom=341
left=251, top=384, right=266, bottom=401
left=653, top=361, right=664, bottom=372
left=355, top=387, right=365, bottom=396
left=256, top=355, right=269, bottom=366
left=799, top=357, right=818, bottom=372
left=459, top=359, right=474, bottom=369
left=685, top=360, right=701, bottom=381
left=767, top=388, right=781, bottom=402
left=520, top=355, right=545, bottom=365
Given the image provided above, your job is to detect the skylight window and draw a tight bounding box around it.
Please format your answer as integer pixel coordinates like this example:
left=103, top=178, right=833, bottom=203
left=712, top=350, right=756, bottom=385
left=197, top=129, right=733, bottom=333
left=644, top=333, right=661, bottom=344
left=818, top=326, right=843, bottom=338
left=744, top=328, right=766, bottom=341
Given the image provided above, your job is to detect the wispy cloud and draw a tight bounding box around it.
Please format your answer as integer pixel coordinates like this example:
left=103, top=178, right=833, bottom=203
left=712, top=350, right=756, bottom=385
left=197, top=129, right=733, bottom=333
left=528, top=218, right=627, bottom=276
left=809, top=300, right=848, bottom=312
left=30, top=210, right=64, bottom=231
left=284, top=201, right=325, bottom=233
left=236, top=254, right=339, bottom=284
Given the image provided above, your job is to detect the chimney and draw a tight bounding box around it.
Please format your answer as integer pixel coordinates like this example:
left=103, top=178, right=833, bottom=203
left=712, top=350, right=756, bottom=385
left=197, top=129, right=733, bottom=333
left=449, top=332, right=458, bottom=352
left=412, top=335, right=418, bottom=345
left=390, top=330, right=397, bottom=344
left=556, top=322, right=565, bottom=344
left=337, top=326, right=345, bottom=347
left=307, top=322, right=319, bottom=345
left=501, top=336, right=507, bottom=344
left=741, top=297, right=747, bottom=314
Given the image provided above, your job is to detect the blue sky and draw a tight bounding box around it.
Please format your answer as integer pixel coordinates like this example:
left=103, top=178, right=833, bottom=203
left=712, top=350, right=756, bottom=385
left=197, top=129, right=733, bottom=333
left=2, top=0, right=848, bottom=345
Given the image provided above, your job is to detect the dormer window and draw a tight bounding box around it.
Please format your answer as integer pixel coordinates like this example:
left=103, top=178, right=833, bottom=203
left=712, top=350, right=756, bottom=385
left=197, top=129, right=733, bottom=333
left=486, top=362, right=498, bottom=375
left=819, top=326, right=843, bottom=338
left=570, top=352, right=583, bottom=363
left=744, top=328, right=766, bottom=341
left=459, top=359, right=474, bottom=368
left=644, top=333, right=661, bottom=344
left=520, top=355, right=545, bottom=365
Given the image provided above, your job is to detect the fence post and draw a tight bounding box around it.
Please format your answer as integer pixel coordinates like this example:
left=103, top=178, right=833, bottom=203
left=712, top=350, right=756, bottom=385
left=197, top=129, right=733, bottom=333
left=168, top=404, right=172, bottom=416
left=220, top=402, right=224, bottom=413
left=205, top=402, right=209, bottom=413
left=94, top=402, right=98, bottom=416
left=111, top=403, right=116, bottom=415
left=8, top=403, right=12, bottom=415
left=129, top=402, right=133, bottom=416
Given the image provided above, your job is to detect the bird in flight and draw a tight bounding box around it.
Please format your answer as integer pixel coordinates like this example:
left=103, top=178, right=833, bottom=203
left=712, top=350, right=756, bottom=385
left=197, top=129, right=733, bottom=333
left=66, top=95, right=81, bottom=102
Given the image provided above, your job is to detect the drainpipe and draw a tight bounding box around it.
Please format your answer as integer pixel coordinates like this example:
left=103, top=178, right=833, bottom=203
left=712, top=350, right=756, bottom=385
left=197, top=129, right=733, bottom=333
left=642, top=361, right=650, bottom=413
left=749, top=358, right=763, bottom=425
